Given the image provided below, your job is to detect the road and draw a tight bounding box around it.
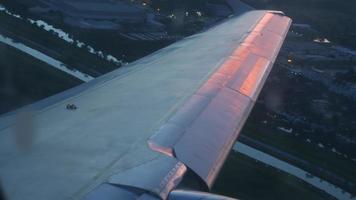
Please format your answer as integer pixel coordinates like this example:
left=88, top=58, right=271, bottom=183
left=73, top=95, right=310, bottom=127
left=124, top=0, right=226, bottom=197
left=0, top=33, right=93, bottom=82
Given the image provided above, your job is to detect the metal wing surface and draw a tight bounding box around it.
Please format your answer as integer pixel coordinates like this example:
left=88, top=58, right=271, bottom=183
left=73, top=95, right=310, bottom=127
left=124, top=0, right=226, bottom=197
left=0, top=10, right=291, bottom=200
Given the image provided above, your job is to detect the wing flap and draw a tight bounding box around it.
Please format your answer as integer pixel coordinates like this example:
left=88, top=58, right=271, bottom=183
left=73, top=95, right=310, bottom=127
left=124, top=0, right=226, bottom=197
left=174, top=88, right=253, bottom=185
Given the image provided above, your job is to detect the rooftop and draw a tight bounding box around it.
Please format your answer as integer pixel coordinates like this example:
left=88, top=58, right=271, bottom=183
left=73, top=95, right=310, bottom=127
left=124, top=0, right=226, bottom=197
left=39, top=0, right=144, bottom=15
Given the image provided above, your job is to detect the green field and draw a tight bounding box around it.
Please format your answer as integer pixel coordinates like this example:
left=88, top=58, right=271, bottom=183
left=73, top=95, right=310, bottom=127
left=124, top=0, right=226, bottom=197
left=0, top=43, right=81, bottom=114
left=241, top=120, right=356, bottom=193
left=213, top=151, right=333, bottom=200
left=0, top=11, right=119, bottom=77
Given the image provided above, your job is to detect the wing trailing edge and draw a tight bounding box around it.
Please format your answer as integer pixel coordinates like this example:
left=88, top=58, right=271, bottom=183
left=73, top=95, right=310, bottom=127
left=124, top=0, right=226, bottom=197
left=149, top=11, right=291, bottom=189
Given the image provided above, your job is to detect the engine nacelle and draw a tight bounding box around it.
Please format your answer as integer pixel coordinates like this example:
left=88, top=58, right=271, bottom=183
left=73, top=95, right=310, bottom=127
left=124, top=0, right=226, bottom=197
left=169, top=190, right=237, bottom=200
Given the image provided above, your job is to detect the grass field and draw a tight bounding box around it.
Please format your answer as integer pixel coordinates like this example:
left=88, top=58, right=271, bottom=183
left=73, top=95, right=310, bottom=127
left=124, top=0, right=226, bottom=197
left=0, top=43, right=81, bottom=114
left=0, top=11, right=119, bottom=77
left=213, top=151, right=333, bottom=200
left=241, top=120, right=356, bottom=192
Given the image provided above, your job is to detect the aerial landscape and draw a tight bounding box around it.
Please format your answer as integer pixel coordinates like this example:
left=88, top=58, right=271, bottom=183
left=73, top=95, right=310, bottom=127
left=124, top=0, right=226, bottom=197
left=0, top=0, right=355, bottom=199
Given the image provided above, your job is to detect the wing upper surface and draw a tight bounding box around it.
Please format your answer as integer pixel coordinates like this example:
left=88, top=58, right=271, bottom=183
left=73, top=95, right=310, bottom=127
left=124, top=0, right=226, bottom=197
left=0, top=10, right=291, bottom=200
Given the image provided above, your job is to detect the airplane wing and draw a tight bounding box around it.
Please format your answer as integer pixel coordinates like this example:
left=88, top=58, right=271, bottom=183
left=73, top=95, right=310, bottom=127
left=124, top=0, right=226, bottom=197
left=0, top=9, right=291, bottom=200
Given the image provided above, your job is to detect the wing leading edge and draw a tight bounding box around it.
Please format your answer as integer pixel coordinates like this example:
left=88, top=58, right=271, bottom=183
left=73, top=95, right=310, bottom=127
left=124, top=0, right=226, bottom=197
left=0, top=10, right=291, bottom=200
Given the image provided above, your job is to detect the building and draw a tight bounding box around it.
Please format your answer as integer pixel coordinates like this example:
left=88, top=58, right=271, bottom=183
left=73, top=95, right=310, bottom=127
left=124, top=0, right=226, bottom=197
left=30, top=0, right=147, bottom=30
left=206, top=3, right=233, bottom=18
